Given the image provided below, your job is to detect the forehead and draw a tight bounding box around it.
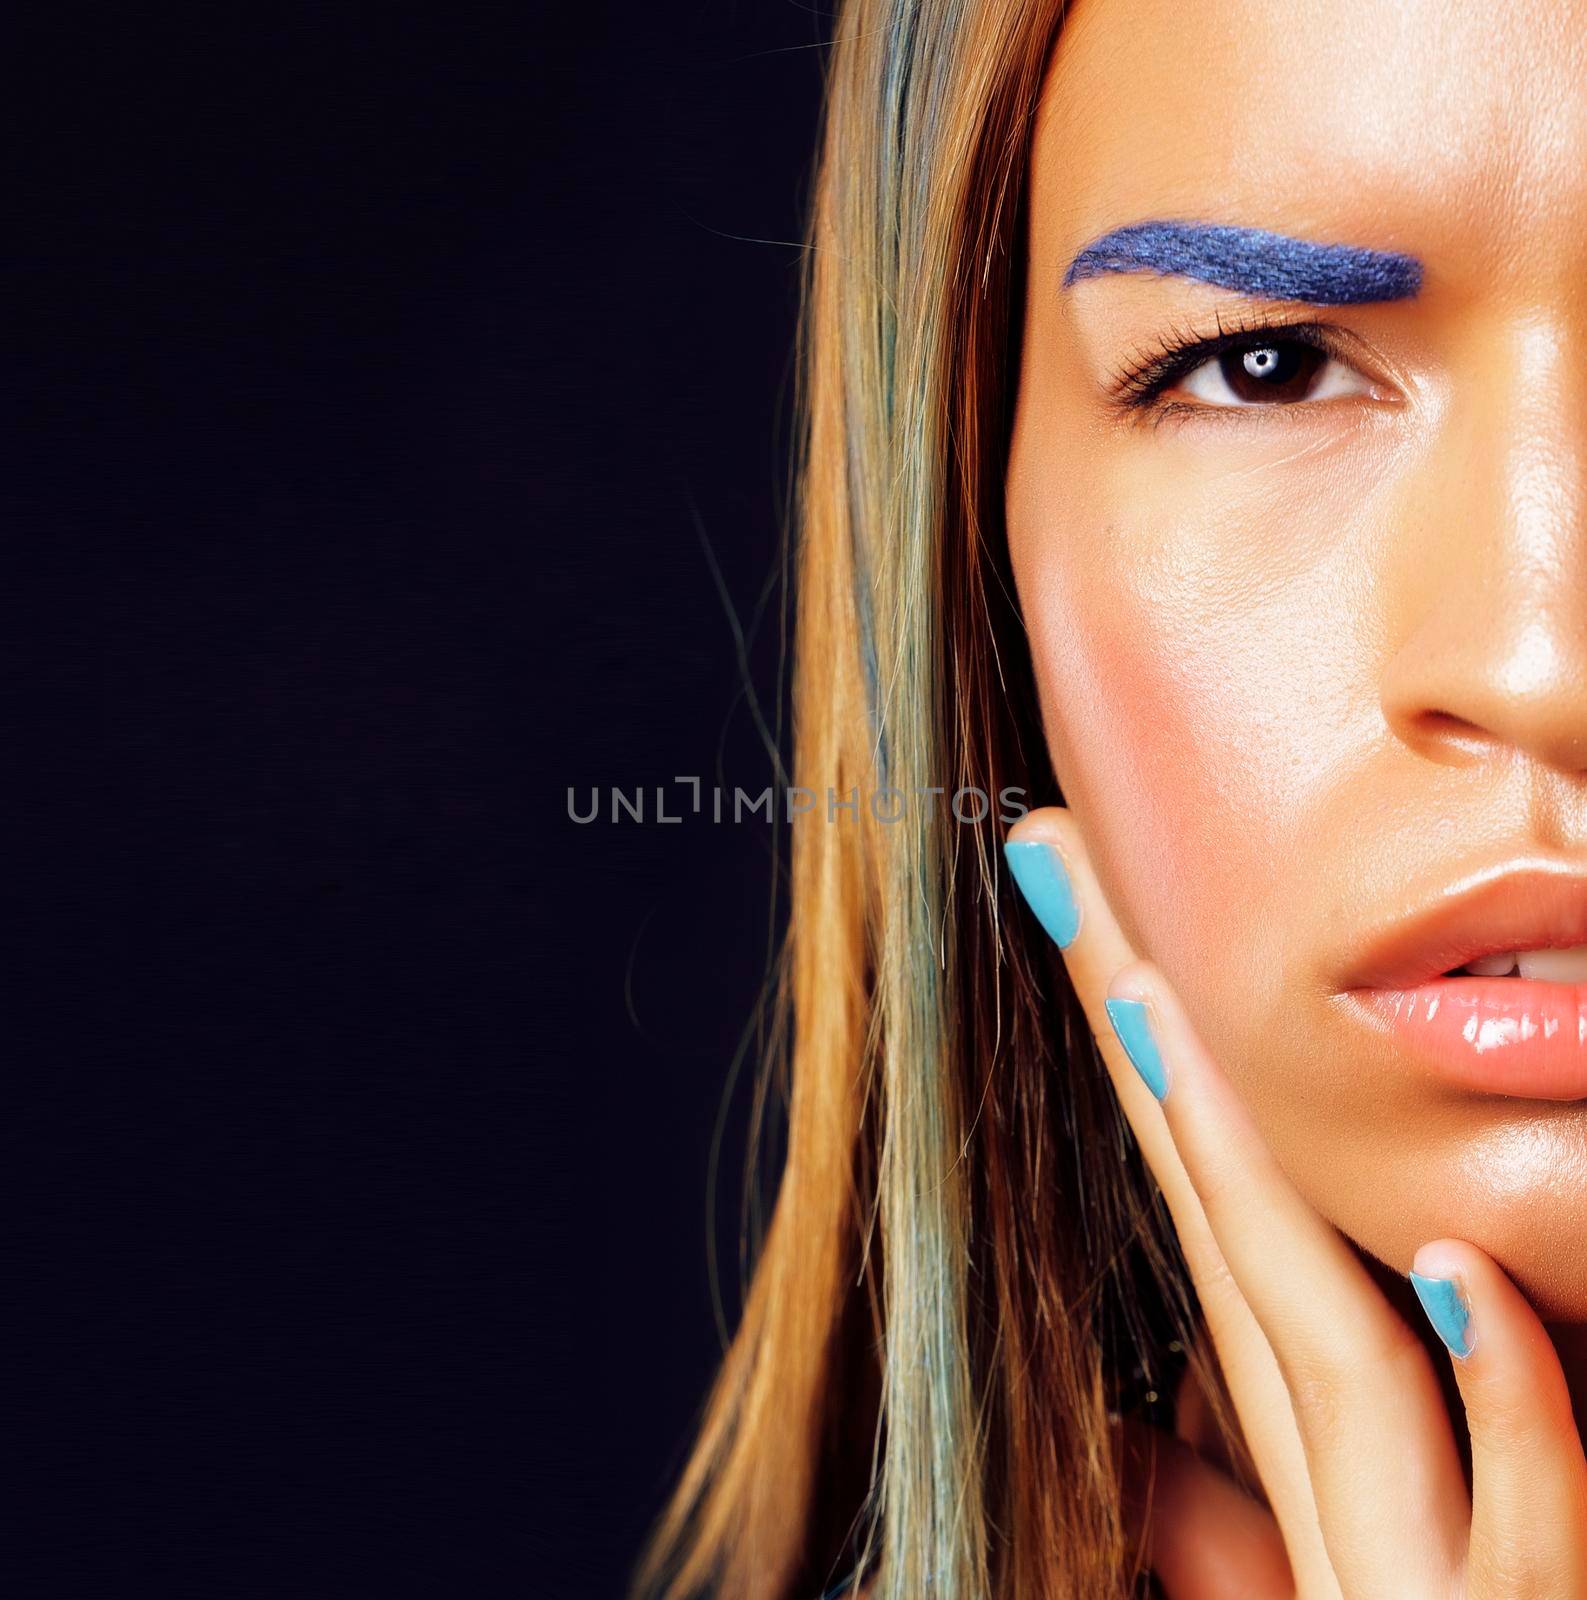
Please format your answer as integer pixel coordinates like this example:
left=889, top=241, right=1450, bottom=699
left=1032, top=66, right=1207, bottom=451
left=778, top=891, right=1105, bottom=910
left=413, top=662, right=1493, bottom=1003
left=1033, top=0, right=1587, bottom=302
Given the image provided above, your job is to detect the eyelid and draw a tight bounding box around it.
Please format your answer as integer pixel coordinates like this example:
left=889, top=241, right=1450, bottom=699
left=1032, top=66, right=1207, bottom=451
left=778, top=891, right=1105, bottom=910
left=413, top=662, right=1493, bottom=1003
left=1107, top=312, right=1390, bottom=412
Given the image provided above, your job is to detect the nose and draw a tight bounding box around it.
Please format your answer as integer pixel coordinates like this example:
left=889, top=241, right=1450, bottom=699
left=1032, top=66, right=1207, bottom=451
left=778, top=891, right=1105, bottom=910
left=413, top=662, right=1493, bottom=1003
left=1379, top=330, right=1587, bottom=776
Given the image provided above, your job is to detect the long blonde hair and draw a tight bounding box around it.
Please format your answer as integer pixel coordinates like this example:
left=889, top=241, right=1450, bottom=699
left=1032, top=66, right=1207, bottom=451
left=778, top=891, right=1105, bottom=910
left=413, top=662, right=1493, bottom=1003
left=637, top=3, right=1198, bottom=1595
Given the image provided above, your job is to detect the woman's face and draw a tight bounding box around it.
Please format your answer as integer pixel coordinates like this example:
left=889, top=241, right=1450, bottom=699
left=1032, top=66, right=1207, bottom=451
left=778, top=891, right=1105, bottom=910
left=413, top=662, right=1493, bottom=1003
left=1007, top=0, right=1587, bottom=1317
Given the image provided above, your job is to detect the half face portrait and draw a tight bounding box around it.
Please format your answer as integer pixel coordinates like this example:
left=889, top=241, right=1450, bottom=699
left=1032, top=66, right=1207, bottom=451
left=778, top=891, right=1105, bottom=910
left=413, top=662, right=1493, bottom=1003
left=1009, top=0, right=1587, bottom=1319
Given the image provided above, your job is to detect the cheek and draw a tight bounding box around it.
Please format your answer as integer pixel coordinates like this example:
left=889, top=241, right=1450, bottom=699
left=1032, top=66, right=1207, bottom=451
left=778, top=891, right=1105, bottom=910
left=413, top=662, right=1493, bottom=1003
left=1014, top=489, right=1379, bottom=1045
left=1023, top=553, right=1264, bottom=975
left=1005, top=400, right=1415, bottom=1169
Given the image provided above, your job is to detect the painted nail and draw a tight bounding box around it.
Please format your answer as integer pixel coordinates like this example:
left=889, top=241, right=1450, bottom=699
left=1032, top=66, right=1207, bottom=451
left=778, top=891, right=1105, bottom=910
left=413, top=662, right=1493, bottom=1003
left=1105, top=997, right=1168, bottom=1100
left=1409, top=1271, right=1473, bottom=1358
left=1002, top=840, right=1080, bottom=948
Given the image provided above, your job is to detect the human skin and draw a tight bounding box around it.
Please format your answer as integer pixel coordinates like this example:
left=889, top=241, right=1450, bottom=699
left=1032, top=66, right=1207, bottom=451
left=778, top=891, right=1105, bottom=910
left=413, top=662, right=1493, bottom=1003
left=1006, top=0, right=1587, bottom=1338
left=1003, top=3, right=1587, bottom=1583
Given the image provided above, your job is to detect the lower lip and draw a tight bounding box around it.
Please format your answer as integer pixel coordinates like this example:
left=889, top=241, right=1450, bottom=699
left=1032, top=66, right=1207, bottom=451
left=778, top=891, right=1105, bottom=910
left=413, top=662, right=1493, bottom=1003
left=1351, top=978, right=1587, bottom=1098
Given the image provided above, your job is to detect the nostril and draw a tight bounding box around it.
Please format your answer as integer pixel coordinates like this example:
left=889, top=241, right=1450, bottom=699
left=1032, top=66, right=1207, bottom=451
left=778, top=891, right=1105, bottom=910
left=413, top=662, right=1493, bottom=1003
left=1382, top=704, right=1503, bottom=771
left=1399, top=708, right=1500, bottom=764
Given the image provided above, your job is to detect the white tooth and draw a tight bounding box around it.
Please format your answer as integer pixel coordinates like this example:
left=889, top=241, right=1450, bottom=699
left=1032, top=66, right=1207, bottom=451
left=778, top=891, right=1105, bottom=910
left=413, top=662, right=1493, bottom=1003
left=1465, top=951, right=1519, bottom=976
left=1516, top=946, right=1587, bottom=981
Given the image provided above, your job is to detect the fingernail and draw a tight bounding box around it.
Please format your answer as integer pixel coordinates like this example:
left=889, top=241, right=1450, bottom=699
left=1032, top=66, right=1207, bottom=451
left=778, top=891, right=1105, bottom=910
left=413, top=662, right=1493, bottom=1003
left=1002, top=840, right=1080, bottom=948
left=1105, top=997, right=1168, bottom=1101
left=1409, top=1272, right=1473, bottom=1358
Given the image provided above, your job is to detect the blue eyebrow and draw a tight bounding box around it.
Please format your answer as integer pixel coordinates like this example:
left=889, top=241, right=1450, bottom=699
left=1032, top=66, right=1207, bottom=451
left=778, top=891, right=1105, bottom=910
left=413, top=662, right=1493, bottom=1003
left=1063, top=221, right=1422, bottom=305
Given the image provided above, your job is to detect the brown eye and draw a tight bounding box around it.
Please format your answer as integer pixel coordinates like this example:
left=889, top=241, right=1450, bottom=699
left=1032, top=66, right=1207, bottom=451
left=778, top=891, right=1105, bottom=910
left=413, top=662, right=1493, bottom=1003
left=1178, top=335, right=1371, bottom=408
left=1223, top=340, right=1324, bottom=401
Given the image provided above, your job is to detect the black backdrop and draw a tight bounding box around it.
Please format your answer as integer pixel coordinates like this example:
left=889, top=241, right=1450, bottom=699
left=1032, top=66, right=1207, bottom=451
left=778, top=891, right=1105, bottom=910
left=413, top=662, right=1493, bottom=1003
left=6, top=2, right=825, bottom=1595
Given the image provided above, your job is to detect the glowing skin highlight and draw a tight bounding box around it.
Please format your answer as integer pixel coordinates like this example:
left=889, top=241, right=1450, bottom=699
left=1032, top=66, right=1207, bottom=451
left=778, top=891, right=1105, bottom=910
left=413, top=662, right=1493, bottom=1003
left=1006, top=0, right=1587, bottom=1328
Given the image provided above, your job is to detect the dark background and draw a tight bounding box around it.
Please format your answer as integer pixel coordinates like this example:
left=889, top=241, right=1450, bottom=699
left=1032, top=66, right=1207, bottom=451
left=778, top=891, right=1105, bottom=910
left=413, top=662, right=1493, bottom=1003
left=6, top=2, right=825, bottom=1594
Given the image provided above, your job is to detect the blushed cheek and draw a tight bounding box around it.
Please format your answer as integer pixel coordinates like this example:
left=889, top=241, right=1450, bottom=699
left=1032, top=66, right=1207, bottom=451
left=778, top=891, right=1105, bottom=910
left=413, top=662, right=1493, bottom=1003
left=1020, top=543, right=1313, bottom=1057
left=1031, top=587, right=1244, bottom=933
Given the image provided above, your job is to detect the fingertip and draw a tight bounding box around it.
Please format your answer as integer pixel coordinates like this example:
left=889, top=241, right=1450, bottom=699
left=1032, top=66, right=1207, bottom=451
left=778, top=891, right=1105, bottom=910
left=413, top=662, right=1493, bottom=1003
left=1103, top=964, right=1182, bottom=1099
left=1409, top=1271, right=1474, bottom=1361
left=1103, top=982, right=1170, bottom=1102
left=1002, top=802, right=1069, bottom=848
left=1407, top=1240, right=1478, bottom=1359
left=1105, top=957, right=1158, bottom=1006
left=1410, top=1238, right=1474, bottom=1284
left=1002, top=809, right=1083, bottom=950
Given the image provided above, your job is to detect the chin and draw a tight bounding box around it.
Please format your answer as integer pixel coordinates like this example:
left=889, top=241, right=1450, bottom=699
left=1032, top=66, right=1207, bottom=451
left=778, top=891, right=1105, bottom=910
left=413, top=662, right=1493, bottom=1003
left=1320, top=1110, right=1587, bottom=1323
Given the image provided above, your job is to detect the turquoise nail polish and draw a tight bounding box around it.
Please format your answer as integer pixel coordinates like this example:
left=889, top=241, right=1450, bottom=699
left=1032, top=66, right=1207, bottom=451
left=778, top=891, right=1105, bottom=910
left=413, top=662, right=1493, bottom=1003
left=1002, top=840, right=1080, bottom=948
left=1105, top=997, right=1168, bottom=1100
left=1409, top=1272, right=1473, bottom=1358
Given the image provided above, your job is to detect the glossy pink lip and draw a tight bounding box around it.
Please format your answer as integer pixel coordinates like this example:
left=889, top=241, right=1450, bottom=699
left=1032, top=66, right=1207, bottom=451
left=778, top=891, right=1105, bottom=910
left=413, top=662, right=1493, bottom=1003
left=1348, top=979, right=1587, bottom=1099
left=1338, top=861, right=1587, bottom=1100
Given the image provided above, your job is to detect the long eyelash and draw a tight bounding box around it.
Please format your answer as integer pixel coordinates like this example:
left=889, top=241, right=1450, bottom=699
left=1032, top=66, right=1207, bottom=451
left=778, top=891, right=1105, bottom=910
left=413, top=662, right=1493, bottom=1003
left=1108, top=307, right=1340, bottom=410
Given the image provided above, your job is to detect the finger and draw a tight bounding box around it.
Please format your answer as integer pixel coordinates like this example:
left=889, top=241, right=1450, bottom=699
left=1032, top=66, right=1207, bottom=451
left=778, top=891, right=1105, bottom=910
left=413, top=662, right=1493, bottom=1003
left=1118, top=1420, right=1292, bottom=1600
left=1006, top=810, right=1335, bottom=1585
left=1107, top=959, right=1468, bottom=1596
left=1003, top=812, right=1225, bottom=1275
left=1410, top=1240, right=1587, bottom=1597
left=1004, top=817, right=1180, bottom=1192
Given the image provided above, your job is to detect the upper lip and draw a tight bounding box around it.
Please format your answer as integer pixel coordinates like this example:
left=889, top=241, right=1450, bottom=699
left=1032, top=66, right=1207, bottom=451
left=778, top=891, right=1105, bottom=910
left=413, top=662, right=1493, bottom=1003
left=1340, top=858, right=1587, bottom=990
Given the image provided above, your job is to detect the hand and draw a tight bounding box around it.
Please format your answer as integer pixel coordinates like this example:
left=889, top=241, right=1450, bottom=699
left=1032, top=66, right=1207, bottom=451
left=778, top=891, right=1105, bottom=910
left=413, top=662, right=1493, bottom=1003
left=1005, top=807, right=1587, bottom=1599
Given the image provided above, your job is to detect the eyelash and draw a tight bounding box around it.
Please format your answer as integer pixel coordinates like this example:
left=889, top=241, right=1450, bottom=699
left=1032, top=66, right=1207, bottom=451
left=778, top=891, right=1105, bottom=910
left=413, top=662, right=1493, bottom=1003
left=1108, top=310, right=1350, bottom=414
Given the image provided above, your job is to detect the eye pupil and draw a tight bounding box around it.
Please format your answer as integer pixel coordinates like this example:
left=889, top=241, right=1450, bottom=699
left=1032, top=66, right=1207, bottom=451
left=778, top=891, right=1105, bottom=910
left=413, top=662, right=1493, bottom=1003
left=1219, top=338, right=1324, bottom=402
